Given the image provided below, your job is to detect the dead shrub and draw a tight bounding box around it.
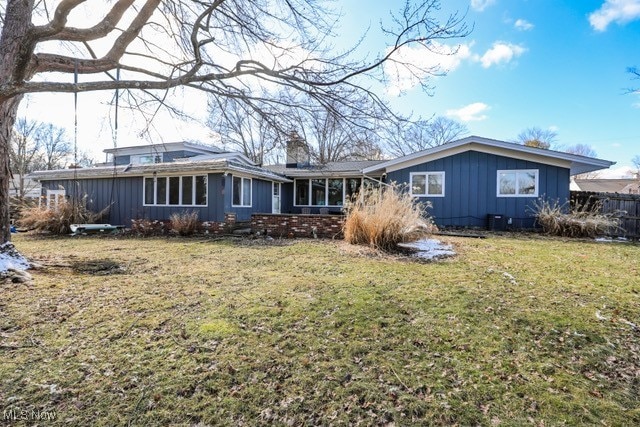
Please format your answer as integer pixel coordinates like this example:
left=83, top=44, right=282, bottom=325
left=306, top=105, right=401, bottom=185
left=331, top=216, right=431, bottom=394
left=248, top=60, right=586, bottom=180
left=170, top=211, right=200, bottom=236
left=533, top=198, right=620, bottom=238
left=130, top=219, right=168, bottom=236
left=18, top=196, right=108, bottom=235
left=343, top=183, right=436, bottom=251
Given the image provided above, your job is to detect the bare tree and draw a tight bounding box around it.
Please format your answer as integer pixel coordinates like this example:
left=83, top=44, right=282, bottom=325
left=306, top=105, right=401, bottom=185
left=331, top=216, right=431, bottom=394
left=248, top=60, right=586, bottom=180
left=632, top=155, right=640, bottom=180
left=566, top=143, right=597, bottom=158
left=287, top=91, right=387, bottom=164
left=39, top=123, right=72, bottom=170
left=515, top=127, right=558, bottom=150
left=9, top=118, right=72, bottom=198
left=347, top=138, right=385, bottom=161
left=208, top=97, right=285, bottom=165
left=9, top=118, right=43, bottom=199
left=427, top=116, right=468, bottom=147
left=385, top=116, right=468, bottom=156
left=0, top=0, right=469, bottom=242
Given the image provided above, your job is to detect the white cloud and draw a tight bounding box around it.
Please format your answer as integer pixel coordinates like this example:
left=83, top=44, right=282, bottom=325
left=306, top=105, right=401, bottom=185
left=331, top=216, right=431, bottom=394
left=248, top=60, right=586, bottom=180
left=477, top=42, right=526, bottom=68
left=514, top=19, right=534, bottom=31
left=384, top=42, right=473, bottom=95
left=471, top=0, right=496, bottom=12
left=445, top=102, right=490, bottom=122
left=589, top=0, right=640, bottom=31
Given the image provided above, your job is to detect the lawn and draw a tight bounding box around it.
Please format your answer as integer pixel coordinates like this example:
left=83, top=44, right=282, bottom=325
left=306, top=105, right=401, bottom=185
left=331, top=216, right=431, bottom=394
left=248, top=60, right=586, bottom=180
left=2, top=234, right=639, bottom=426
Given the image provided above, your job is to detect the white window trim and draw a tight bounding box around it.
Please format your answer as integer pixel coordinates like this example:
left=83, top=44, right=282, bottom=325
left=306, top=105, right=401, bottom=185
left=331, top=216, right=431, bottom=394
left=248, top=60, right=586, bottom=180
left=293, top=178, right=360, bottom=207
left=409, top=171, right=445, bottom=197
left=272, top=181, right=281, bottom=214
left=232, top=175, right=252, bottom=207
left=143, top=175, right=208, bottom=207
left=496, top=169, right=539, bottom=198
left=46, top=189, right=66, bottom=209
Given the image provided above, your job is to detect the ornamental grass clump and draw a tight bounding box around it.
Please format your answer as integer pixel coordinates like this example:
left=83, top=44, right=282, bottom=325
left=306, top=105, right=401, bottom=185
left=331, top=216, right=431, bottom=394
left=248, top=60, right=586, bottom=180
left=534, top=198, right=620, bottom=238
left=18, top=196, right=107, bottom=235
left=169, top=211, right=200, bottom=236
left=343, top=183, right=436, bottom=251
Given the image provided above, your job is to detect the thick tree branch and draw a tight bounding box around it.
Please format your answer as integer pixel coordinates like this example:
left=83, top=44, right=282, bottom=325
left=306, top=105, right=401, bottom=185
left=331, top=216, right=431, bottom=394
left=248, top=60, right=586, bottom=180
left=36, top=0, right=135, bottom=42
left=34, top=0, right=162, bottom=74
left=30, top=0, right=87, bottom=39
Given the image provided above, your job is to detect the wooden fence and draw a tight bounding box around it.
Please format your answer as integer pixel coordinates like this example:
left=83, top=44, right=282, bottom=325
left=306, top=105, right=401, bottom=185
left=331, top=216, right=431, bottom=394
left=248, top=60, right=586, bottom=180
left=570, top=191, right=640, bottom=240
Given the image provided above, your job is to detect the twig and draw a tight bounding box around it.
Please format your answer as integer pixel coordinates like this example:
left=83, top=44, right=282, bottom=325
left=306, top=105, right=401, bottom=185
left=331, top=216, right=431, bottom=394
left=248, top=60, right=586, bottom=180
left=127, top=386, right=148, bottom=427
left=0, top=343, right=35, bottom=350
left=390, top=366, right=409, bottom=391
left=109, top=315, right=141, bottom=341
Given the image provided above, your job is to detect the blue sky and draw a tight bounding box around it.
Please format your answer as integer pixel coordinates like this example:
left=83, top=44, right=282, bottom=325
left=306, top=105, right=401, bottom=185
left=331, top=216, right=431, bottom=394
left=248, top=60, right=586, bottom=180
left=343, top=0, right=640, bottom=176
left=19, top=0, right=640, bottom=175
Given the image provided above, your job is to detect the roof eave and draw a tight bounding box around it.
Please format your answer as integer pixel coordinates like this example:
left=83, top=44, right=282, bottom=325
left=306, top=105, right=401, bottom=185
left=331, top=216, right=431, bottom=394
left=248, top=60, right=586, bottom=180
left=29, top=161, right=292, bottom=183
left=362, top=136, right=617, bottom=174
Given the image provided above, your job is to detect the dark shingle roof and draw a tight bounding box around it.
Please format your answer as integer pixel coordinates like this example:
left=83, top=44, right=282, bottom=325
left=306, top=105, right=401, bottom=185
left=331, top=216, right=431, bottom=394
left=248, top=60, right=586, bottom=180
left=265, top=160, right=386, bottom=177
left=573, top=179, right=637, bottom=193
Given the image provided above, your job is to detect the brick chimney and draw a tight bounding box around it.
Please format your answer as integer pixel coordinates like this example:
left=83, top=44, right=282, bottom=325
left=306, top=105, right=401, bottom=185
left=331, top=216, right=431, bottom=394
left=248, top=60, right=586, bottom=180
left=286, top=130, right=310, bottom=168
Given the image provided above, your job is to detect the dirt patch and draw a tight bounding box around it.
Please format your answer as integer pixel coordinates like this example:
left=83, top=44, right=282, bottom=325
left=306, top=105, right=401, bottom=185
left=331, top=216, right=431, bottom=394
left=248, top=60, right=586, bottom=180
left=231, top=235, right=295, bottom=247
left=70, top=259, right=126, bottom=275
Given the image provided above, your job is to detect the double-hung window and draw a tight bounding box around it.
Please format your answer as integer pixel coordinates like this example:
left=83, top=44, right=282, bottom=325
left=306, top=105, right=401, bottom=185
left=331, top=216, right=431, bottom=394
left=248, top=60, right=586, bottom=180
left=497, top=170, right=538, bottom=197
left=144, top=175, right=207, bottom=206
left=410, top=172, right=445, bottom=197
left=232, top=176, right=252, bottom=207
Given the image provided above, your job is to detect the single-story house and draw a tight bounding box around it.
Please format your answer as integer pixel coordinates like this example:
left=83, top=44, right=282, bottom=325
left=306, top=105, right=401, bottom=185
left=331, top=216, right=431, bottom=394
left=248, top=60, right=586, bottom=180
left=29, top=136, right=615, bottom=230
left=10, top=174, right=42, bottom=199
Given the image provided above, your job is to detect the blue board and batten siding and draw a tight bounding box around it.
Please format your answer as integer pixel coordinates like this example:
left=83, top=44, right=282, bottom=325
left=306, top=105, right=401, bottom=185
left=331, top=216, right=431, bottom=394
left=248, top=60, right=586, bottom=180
left=221, top=174, right=274, bottom=221
left=40, top=172, right=277, bottom=226
left=386, top=151, right=570, bottom=228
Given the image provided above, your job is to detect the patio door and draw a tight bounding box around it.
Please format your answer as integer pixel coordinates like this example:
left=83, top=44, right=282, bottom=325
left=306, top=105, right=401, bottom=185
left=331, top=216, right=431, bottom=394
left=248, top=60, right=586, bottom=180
left=272, top=182, right=281, bottom=214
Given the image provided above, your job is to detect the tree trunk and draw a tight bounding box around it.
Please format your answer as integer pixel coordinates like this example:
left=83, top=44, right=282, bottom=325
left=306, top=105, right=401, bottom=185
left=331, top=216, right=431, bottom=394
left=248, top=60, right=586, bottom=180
left=1, top=0, right=36, bottom=244
left=0, top=98, right=21, bottom=242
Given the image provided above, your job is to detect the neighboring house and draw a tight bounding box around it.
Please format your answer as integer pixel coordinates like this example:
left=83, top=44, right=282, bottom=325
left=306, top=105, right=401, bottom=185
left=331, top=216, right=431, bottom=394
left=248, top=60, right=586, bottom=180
left=10, top=174, right=42, bottom=199
left=30, top=136, right=615, bottom=230
left=571, top=178, right=640, bottom=194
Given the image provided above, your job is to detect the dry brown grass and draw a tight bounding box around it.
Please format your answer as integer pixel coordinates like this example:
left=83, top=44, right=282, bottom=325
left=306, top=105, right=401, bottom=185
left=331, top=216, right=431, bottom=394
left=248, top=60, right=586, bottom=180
left=534, top=198, right=620, bottom=238
left=7, top=234, right=640, bottom=426
left=169, top=211, right=200, bottom=236
left=18, top=196, right=108, bottom=235
left=343, top=183, right=436, bottom=251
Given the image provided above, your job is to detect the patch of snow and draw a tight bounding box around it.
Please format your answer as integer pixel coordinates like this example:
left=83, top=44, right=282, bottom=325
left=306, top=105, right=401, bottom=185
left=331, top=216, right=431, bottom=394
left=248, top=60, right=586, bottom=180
left=595, top=310, right=608, bottom=321
left=502, top=271, right=518, bottom=285
left=0, top=242, right=30, bottom=273
left=398, top=239, right=456, bottom=260
left=595, top=236, right=630, bottom=243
